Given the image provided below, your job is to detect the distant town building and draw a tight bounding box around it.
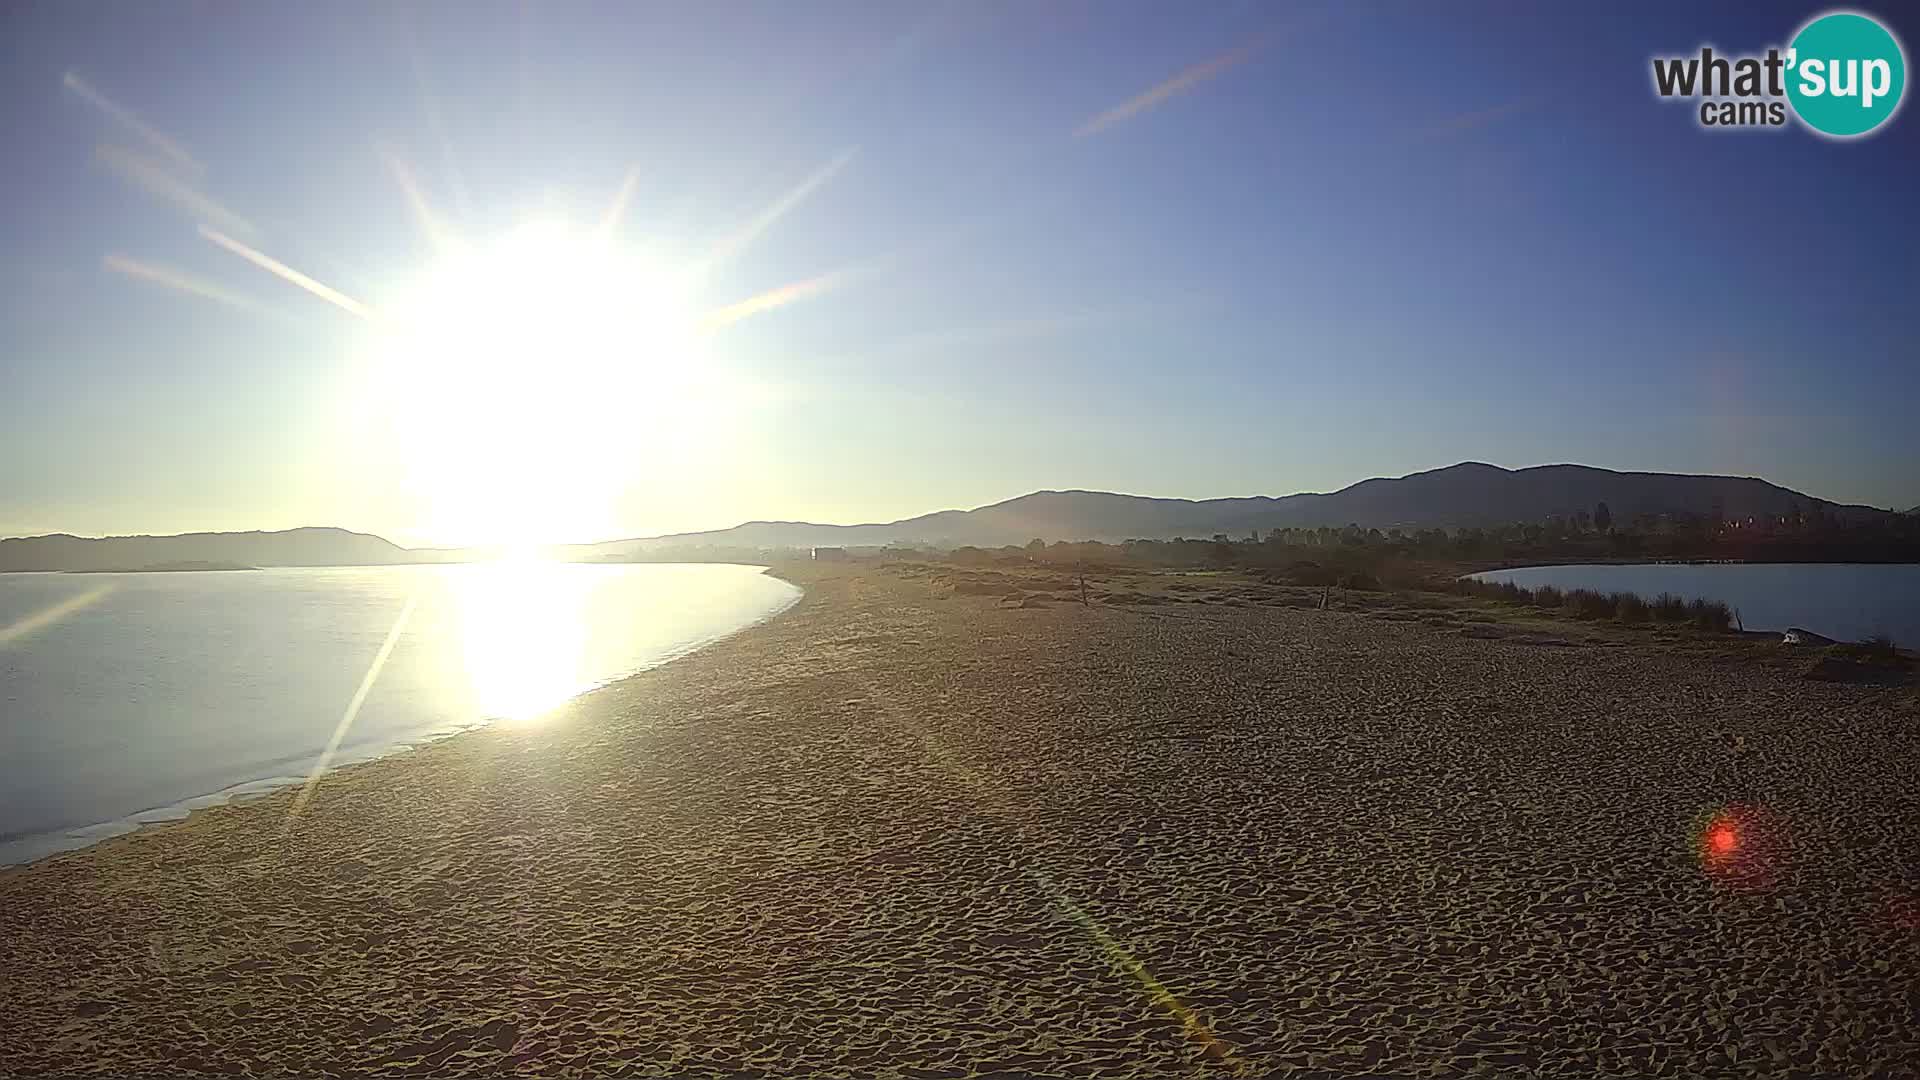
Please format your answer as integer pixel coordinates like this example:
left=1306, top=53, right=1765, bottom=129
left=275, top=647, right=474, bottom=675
left=811, top=546, right=848, bottom=562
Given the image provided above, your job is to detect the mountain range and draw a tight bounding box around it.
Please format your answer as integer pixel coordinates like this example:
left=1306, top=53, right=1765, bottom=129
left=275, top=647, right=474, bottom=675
left=0, top=463, right=1895, bottom=571
left=585, top=462, right=1888, bottom=555
left=0, top=527, right=426, bottom=573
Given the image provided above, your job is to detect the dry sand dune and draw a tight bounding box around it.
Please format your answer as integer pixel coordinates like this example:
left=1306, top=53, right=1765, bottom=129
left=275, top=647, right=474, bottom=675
left=4, top=564, right=1919, bottom=1077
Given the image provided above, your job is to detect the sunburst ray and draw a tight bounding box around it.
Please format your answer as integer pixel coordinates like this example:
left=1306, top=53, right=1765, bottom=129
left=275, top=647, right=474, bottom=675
left=286, top=592, right=420, bottom=822
left=104, top=254, right=263, bottom=313
left=0, top=585, right=114, bottom=649
left=200, top=226, right=374, bottom=319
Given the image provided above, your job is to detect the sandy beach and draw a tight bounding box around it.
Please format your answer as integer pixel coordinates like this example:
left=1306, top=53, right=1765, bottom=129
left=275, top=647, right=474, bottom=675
left=4, top=563, right=1919, bottom=1077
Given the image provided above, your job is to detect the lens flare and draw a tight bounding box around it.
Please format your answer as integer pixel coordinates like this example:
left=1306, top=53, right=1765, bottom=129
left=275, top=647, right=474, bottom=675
left=1695, top=802, right=1787, bottom=891
left=0, top=584, right=113, bottom=648
left=1707, top=820, right=1739, bottom=855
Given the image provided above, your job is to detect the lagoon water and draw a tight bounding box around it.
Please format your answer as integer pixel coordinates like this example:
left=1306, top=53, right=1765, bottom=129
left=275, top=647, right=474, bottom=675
left=0, top=562, right=799, bottom=864
left=1468, top=562, right=1920, bottom=645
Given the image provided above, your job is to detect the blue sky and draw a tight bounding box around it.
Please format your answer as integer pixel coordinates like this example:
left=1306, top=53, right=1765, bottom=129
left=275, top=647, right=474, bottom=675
left=2, top=1, right=1915, bottom=544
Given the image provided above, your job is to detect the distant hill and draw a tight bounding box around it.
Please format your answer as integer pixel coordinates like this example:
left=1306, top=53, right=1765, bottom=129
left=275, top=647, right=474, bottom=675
left=584, top=463, right=1889, bottom=554
left=65, top=560, right=258, bottom=573
left=0, top=527, right=419, bottom=573
left=4, top=464, right=1892, bottom=568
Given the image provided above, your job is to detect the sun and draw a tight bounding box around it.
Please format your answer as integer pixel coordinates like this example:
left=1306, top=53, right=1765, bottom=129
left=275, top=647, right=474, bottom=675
left=363, top=219, right=734, bottom=548
left=390, top=219, right=691, bottom=375
left=74, top=69, right=855, bottom=548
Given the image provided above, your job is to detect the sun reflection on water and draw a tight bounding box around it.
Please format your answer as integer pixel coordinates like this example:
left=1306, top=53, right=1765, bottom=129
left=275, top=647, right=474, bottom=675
left=453, top=558, right=593, bottom=723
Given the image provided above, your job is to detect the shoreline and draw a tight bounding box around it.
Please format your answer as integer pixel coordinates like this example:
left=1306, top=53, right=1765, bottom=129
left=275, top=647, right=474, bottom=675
left=1460, top=561, right=1920, bottom=647
left=5, top=563, right=1918, bottom=1075
left=0, top=565, right=802, bottom=869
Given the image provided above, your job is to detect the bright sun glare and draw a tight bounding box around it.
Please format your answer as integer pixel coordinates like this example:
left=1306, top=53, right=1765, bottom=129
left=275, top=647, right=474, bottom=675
left=75, top=71, right=843, bottom=549
left=365, top=219, right=733, bottom=548
left=454, top=558, right=592, bottom=723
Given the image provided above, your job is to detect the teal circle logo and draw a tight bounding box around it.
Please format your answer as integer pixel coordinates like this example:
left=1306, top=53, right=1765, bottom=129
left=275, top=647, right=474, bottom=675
left=1787, top=11, right=1907, bottom=137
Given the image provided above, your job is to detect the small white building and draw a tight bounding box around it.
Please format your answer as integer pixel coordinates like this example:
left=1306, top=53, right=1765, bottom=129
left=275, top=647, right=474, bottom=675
left=811, top=546, right=848, bottom=562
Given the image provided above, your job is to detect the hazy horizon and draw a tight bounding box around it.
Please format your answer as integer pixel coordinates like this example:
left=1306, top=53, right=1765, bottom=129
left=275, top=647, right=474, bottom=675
left=4, top=457, right=1908, bottom=550
left=4, top=2, right=1915, bottom=547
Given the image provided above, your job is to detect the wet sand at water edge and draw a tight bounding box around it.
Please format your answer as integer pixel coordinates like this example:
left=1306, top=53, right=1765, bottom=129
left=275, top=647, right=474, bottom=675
left=4, top=563, right=1919, bottom=1077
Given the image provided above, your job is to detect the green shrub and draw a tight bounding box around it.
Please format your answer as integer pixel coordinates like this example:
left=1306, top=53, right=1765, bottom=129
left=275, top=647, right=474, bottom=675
left=1460, top=577, right=1536, bottom=607
left=1613, top=592, right=1650, bottom=623
left=1821, top=634, right=1910, bottom=672
left=1456, top=578, right=1738, bottom=634
left=1562, top=588, right=1614, bottom=619
left=1688, top=597, right=1734, bottom=632
left=1285, top=561, right=1335, bottom=587
left=1652, top=592, right=1689, bottom=622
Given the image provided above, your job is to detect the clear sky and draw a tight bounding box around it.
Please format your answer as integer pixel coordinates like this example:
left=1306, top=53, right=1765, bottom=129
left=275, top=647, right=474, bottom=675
left=2, top=1, right=1915, bottom=546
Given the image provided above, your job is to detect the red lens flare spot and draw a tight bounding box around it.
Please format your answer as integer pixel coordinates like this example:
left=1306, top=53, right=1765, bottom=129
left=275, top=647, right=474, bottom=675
left=1707, top=822, right=1739, bottom=855
left=1696, top=803, right=1787, bottom=892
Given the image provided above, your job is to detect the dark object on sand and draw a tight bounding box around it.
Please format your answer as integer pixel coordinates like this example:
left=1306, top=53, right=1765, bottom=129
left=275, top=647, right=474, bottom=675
left=1781, top=627, right=1837, bottom=646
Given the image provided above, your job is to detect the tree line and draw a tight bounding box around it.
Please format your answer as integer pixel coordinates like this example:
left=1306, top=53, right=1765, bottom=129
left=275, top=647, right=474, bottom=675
left=941, top=502, right=1920, bottom=585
